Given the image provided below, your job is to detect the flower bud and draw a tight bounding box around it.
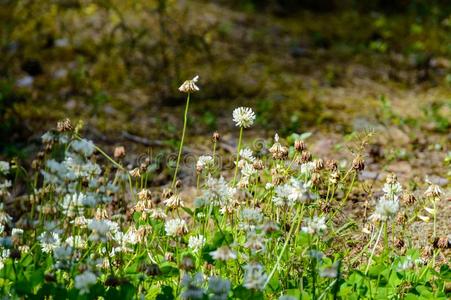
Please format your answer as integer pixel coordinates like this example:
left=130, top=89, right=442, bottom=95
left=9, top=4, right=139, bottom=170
left=212, top=131, right=220, bottom=142
left=113, top=146, right=125, bottom=159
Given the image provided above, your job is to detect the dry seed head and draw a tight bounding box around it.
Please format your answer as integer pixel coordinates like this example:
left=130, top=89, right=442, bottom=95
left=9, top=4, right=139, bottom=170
left=352, top=155, right=365, bottom=172
left=326, top=159, right=338, bottom=171
left=162, top=188, right=173, bottom=200
left=294, top=140, right=306, bottom=152
left=433, top=237, right=449, bottom=249
left=253, top=159, right=264, bottom=170
left=301, top=151, right=312, bottom=163
left=114, top=146, right=125, bottom=159
left=314, top=159, right=324, bottom=171
left=401, top=193, right=416, bottom=205
left=394, top=238, right=405, bottom=249
left=386, top=173, right=398, bottom=184
left=137, top=189, right=152, bottom=201
left=178, top=75, right=200, bottom=93
left=311, top=172, right=321, bottom=186
left=129, top=168, right=141, bottom=178
left=269, top=135, right=289, bottom=160
left=57, top=118, right=73, bottom=132
left=396, top=213, right=407, bottom=225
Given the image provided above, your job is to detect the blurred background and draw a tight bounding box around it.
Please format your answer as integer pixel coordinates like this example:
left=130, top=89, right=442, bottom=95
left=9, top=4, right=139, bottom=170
left=0, top=0, right=450, bottom=171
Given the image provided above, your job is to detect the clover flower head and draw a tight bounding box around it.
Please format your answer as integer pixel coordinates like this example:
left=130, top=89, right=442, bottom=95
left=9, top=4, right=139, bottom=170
left=370, top=196, right=400, bottom=222
left=210, top=246, right=236, bottom=261
left=302, top=216, right=327, bottom=235
left=74, top=270, right=97, bottom=294
left=243, top=263, right=267, bottom=291
left=232, top=107, right=256, bottom=128
left=165, top=218, right=188, bottom=237
left=188, top=235, right=206, bottom=253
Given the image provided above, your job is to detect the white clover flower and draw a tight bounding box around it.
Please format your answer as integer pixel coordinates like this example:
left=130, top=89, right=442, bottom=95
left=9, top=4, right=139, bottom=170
left=0, top=249, right=10, bottom=269
left=41, top=131, right=55, bottom=144
left=74, top=270, right=97, bottom=294
left=272, top=178, right=311, bottom=207
left=87, top=219, right=117, bottom=242
left=244, top=231, right=266, bottom=253
left=287, top=178, right=311, bottom=203
left=0, top=161, right=10, bottom=175
left=53, top=245, right=73, bottom=262
left=370, top=196, right=400, bottom=222
left=210, top=246, right=236, bottom=261
left=299, top=162, right=316, bottom=177
left=243, top=263, right=267, bottom=291
left=196, top=155, right=214, bottom=172
left=240, top=208, right=263, bottom=231
left=11, top=228, right=23, bottom=237
left=65, top=235, right=87, bottom=249
left=38, top=232, right=61, bottom=253
left=188, top=235, right=206, bottom=253
left=239, top=148, right=255, bottom=162
left=272, top=184, right=293, bottom=207
left=382, top=181, right=403, bottom=197
left=301, top=216, right=327, bottom=235
left=232, top=107, right=256, bottom=128
left=165, top=218, right=188, bottom=237
left=240, top=163, right=257, bottom=178
left=203, top=176, right=237, bottom=207
left=71, top=139, right=95, bottom=157
left=179, top=75, right=200, bottom=93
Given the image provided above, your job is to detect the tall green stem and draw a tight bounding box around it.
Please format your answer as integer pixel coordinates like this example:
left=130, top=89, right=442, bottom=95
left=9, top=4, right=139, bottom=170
left=233, top=127, right=243, bottom=185
left=172, top=93, right=190, bottom=188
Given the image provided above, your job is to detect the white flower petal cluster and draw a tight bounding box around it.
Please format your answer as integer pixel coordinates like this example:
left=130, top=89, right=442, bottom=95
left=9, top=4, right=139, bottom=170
left=87, top=219, right=119, bottom=242
left=38, top=232, right=61, bottom=253
left=244, top=231, right=266, bottom=254
left=41, top=139, right=117, bottom=204
left=165, top=218, right=188, bottom=237
left=0, top=161, right=10, bottom=175
left=210, top=246, right=236, bottom=261
left=196, top=155, right=214, bottom=173
left=243, top=263, right=267, bottom=291
left=272, top=178, right=312, bottom=207
left=203, top=176, right=237, bottom=207
left=240, top=208, right=263, bottom=231
left=239, top=148, right=255, bottom=162
left=370, top=175, right=402, bottom=222
left=370, top=196, right=400, bottom=222
left=232, top=107, right=256, bottom=128
left=71, top=139, right=95, bottom=157
left=0, top=249, right=10, bottom=269
left=188, top=235, right=206, bottom=253
left=74, top=270, right=97, bottom=294
left=301, top=216, right=327, bottom=235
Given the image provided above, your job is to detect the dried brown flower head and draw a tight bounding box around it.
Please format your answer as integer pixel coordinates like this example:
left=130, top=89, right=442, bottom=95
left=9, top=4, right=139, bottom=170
left=294, top=140, right=306, bottom=152
left=352, top=155, right=365, bottom=172
left=57, top=118, right=72, bottom=132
